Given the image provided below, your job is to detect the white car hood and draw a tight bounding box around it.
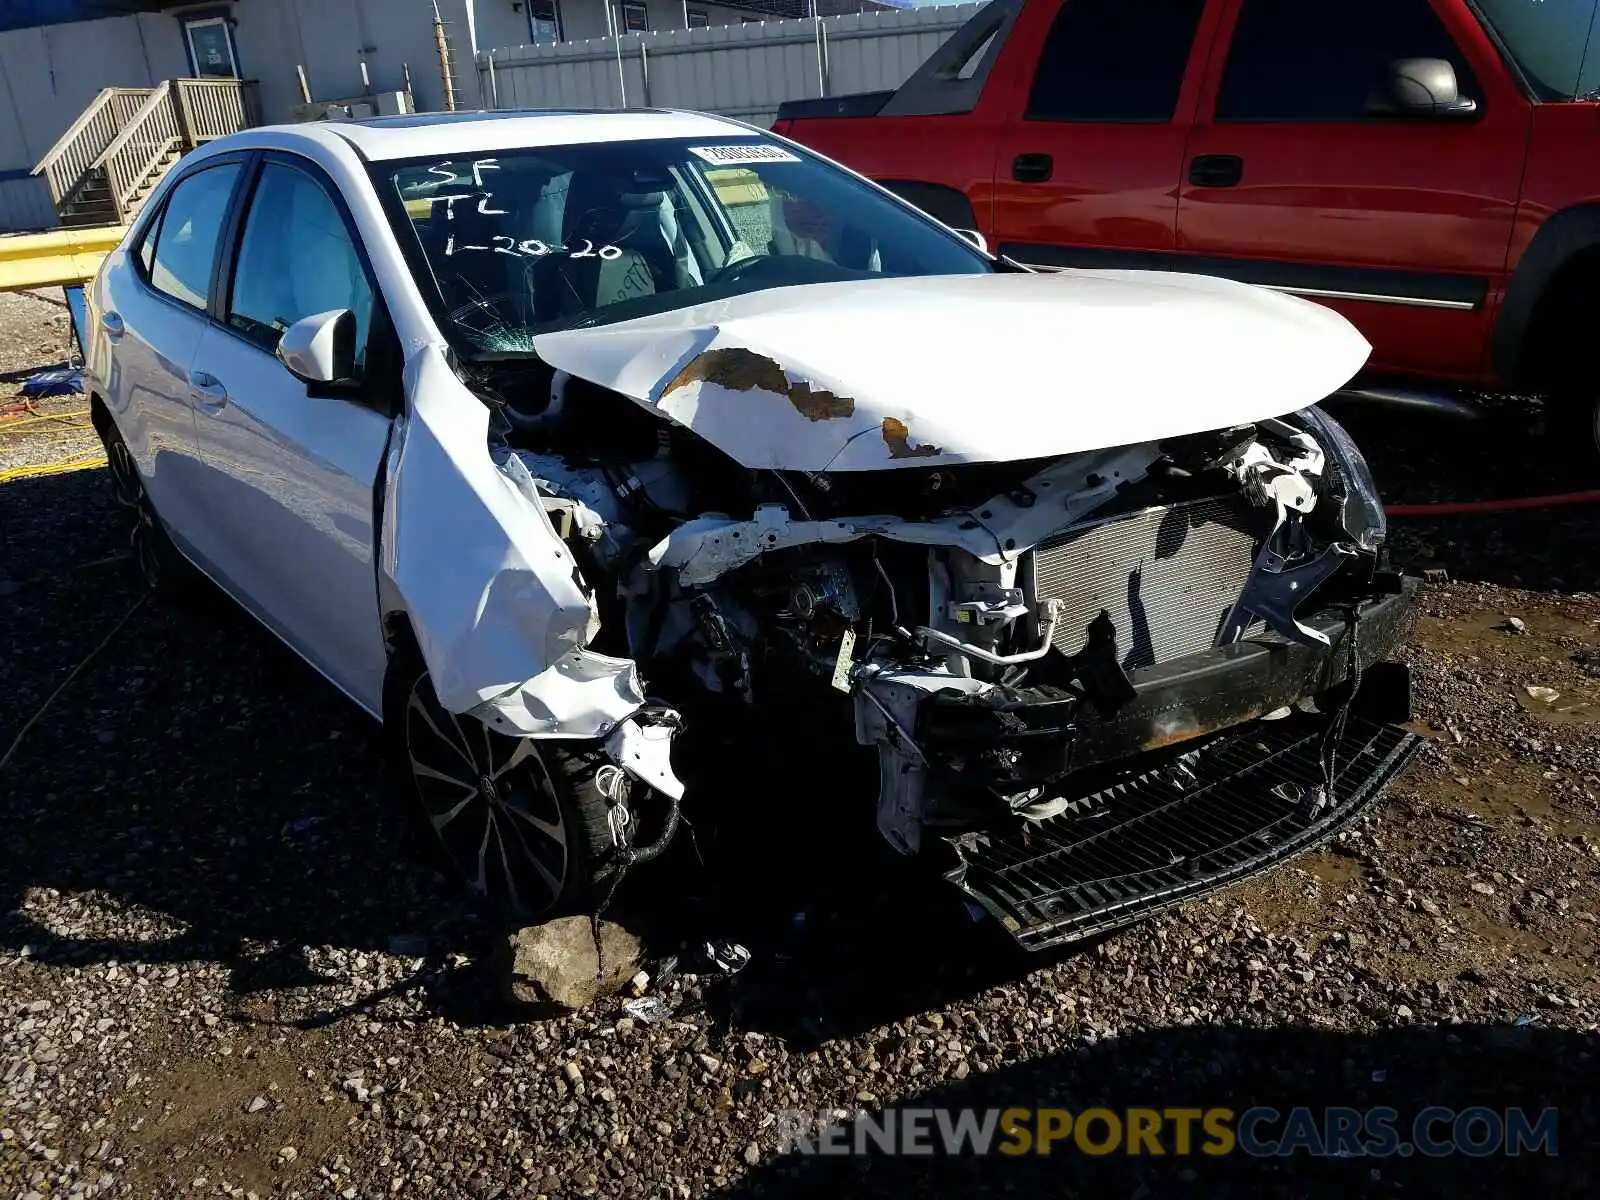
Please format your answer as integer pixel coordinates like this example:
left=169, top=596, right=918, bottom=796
left=532, top=270, right=1371, bottom=473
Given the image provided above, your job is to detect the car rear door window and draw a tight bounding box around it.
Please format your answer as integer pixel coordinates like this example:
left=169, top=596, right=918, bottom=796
left=1217, top=0, right=1474, bottom=121
left=147, top=163, right=240, bottom=310
left=1025, top=0, right=1207, bottom=122
left=227, top=162, right=374, bottom=366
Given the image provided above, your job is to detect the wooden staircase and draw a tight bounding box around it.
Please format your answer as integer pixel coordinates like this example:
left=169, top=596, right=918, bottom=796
left=32, top=78, right=262, bottom=228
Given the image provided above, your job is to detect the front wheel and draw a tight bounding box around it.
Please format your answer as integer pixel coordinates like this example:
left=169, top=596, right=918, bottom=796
left=382, top=649, right=617, bottom=921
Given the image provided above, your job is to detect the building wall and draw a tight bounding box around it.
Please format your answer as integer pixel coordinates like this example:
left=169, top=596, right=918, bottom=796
left=0, top=0, right=760, bottom=196
left=0, top=175, right=56, bottom=231
left=0, top=0, right=922, bottom=233
left=0, top=0, right=463, bottom=183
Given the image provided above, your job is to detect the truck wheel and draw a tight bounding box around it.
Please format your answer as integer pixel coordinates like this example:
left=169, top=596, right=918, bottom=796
left=381, top=647, right=617, bottom=921
left=1544, top=387, right=1600, bottom=468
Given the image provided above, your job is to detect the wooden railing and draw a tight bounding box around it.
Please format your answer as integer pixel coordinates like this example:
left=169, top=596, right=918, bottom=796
left=101, top=81, right=184, bottom=221
left=32, top=87, right=155, bottom=205
left=175, top=78, right=262, bottom=143
left=32, top=77, right=262, bottom=224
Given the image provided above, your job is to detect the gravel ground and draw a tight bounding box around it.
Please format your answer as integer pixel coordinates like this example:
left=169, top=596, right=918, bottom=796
left=0, top=290, right=97, bottom=475
left=1, top=294, right=1597, bottom=1199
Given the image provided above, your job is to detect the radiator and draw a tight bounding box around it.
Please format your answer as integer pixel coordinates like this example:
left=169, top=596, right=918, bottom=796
left=1031, top=494, right=1261, bottom=670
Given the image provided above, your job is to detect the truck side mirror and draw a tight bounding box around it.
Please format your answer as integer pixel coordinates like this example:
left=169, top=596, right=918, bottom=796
left=1377, top=58, right=1479, bottom=119
left=953, top=228, right=988, bottom=253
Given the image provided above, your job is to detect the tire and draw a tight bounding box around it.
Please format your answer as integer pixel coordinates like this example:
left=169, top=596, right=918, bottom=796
left=381, top=647, right=616, bottom=921
left=1544, top=387, right=1600, bottom=468
left=92, top=406, right=201, bottom=597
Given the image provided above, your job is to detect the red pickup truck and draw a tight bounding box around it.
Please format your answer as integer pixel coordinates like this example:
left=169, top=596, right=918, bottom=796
left=775, top=0, right=1600, bottom=453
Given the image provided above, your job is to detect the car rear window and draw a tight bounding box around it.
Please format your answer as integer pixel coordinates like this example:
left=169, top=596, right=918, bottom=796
left=1026, top=0, right=1206, bottom=122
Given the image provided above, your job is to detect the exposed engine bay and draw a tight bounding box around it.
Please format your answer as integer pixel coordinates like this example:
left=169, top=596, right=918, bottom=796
left=465, top=347, right=1409, bottom=926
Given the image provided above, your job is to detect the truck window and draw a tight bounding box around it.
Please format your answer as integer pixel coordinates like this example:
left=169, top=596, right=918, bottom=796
left=1475, top=0, right=1600, bottom=101
left=1025, top=0, right=1206, bottom=122
left=1217, top=0, right=1475, bottom=121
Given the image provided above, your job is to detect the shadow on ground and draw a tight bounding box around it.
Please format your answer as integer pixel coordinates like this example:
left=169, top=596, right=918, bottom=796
left=0, top=468, right=1033, bottom=1034
left=0, top=468, right=474, bottom=1002
left=716, top=1021, right=1597, bottom=1198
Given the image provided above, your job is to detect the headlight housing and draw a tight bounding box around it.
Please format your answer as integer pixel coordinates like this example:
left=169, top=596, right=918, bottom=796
left=1295, top=405, right=1386, bottom=553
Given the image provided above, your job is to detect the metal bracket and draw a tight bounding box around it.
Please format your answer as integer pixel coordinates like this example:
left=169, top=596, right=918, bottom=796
left=1218, top=516, right=1356, bottom=648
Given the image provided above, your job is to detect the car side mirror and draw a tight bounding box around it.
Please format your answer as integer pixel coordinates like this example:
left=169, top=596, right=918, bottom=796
left=1378, top=58, right=1478, bottom=118
left=953, top=227, right=988, bottom=253
left=276, top=309, right=356, bottom=386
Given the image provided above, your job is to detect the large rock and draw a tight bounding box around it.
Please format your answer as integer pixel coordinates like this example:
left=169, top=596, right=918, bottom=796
left=499, top=916, right=643, bottom=1011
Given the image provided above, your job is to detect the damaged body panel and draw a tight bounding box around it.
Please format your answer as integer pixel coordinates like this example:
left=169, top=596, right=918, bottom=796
left=381, top=345, right=647, bottom=739
left=531, top=270, right=1373, bottom=473
left=89, top=110, right=1421, bottom=936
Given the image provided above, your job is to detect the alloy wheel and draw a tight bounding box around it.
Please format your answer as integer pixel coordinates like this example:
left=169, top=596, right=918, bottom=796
left=130, top=504, right=165, bottom=590
left=403, top=677, right=570, bottom=916
left=105, top=435, right=143, bottom=509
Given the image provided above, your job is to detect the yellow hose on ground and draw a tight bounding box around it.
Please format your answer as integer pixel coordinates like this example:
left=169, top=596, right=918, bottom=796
left=0, top=449, right=107, bottom=484
left=0, top=408, right=92, bottom=432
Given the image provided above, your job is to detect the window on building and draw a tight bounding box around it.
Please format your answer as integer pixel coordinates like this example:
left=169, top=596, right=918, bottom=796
left=147, top=163, right=241, bottom=310
left=686, top=7, right=711, bottom=27
left=622, top=1, right=649, bottom=31
left=1217, top=0, right=1476, bottom=120
left=1025, top=0, right=1206, bottom=122
left=528, top=0, right=563, bottom=44
left=228, top=163, right=373, bottom=367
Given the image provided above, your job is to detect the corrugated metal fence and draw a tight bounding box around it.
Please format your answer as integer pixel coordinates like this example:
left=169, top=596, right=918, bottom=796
left=477, top=3, right=983, bottom=129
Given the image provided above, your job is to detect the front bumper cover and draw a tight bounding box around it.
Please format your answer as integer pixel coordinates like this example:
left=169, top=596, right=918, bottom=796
left=945, top=711, right=1422, bottom=951
left=928, top=578, right=1423, bottom=951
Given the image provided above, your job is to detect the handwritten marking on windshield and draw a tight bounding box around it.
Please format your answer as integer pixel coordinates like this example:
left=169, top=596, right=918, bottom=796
left=444, top=235, right=623, bottom=260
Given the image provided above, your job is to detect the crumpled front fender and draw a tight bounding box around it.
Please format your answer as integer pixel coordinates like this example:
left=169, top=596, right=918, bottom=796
left=379, top=345, right=645, bottom=738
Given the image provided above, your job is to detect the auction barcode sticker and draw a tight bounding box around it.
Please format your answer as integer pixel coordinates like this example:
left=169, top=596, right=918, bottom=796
left=688, top=143, right=801, bottom=166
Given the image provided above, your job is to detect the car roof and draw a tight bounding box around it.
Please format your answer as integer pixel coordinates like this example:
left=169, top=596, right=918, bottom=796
left=249, top=108, right=757, bottom=162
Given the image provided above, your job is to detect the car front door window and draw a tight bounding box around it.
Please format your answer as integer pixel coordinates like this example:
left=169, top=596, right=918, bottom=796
left=228, top=163, right=375, bottom=369
left=1217, top=0, right=1476, bottom=121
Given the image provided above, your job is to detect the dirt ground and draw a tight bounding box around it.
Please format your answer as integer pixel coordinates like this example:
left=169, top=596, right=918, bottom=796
left=0, top=290, right=1596, bottom=1199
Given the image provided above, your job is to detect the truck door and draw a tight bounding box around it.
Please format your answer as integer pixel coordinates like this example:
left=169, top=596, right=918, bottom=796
left=991, top=0, right=1220, bottom=264
left=1175, top=0, right=1531, bottom=380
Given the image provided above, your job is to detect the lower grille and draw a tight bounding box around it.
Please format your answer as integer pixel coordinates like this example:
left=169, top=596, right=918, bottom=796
left=1032, top=495, right=1259, bottom=670
left=942, top=715, right=1421, bottom=952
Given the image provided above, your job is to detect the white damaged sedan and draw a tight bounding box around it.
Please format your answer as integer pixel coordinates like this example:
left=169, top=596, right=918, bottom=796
left=85, top=110, right=1421, bottom=949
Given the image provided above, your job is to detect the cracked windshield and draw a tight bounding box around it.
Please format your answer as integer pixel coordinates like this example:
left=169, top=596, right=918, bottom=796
left=380, top=137, right=990, bottom=355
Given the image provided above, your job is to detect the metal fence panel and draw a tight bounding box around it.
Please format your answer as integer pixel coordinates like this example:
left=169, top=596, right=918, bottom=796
left=478, top=4, right=984, bottom=129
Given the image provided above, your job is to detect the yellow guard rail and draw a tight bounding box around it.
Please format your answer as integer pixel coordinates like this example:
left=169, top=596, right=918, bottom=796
left=0, top=225, right=124, bottom=293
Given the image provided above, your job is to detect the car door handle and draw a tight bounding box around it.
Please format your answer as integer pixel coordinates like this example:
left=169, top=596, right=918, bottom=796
left=100, top=311, right=124, bottom=339
left=1189, top=154, right=1244, bottom=188
left=189, top=370, right=229, bottom=412
left=1012, top=153, right=1054, bottom=184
